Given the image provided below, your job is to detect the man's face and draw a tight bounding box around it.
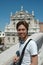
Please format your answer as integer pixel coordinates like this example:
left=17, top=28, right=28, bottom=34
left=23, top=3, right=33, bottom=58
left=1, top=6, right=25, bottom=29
left=17, top=24, right=28, bottom=40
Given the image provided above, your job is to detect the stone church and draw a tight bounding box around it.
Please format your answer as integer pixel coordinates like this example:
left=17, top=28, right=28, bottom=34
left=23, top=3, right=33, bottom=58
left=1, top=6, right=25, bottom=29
left=4, top=6, right=40, bottom=47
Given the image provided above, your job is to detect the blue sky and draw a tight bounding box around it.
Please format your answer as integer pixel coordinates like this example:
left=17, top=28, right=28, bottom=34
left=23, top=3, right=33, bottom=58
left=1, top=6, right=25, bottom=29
left=0, top=0, right=43, bottom=31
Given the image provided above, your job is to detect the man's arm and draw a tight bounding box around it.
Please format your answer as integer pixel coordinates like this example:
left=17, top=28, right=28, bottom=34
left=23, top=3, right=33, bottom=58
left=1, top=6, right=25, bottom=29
left=30, top=55, right=38, bottom=65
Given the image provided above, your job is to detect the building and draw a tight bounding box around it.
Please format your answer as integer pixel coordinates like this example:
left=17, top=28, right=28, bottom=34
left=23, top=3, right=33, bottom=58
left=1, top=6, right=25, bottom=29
left=0, top=31, right=5, bottom=43
left=0, top=31, right=5, bottom=51
left=4, top=6, right=40, bottom=47
left=39, top=22, right=43, bottom=32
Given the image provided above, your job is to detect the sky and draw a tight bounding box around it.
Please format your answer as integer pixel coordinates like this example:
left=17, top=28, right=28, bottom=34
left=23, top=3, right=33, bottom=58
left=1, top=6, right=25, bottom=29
left=0, top=0, right=43, bottom=31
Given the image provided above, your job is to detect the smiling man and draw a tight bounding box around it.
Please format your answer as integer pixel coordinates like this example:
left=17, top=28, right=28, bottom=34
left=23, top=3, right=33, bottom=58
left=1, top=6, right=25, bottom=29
left=13, top=20, right=38, bottom=65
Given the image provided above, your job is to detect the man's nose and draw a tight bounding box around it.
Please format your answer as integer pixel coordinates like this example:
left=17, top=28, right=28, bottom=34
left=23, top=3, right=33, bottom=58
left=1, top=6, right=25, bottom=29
left=19, top=30, right=23, bottom=33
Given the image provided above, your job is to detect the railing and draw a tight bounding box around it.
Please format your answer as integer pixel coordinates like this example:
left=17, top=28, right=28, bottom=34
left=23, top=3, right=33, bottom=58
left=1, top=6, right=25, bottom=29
left=0, top=43, right=19, bottom=65
left=0, top=32, right=43, bottom=65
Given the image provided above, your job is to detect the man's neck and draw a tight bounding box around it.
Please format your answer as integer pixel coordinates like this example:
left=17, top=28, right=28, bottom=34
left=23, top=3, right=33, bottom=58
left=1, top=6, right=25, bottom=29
left=19, top=35, right=28, bottom=42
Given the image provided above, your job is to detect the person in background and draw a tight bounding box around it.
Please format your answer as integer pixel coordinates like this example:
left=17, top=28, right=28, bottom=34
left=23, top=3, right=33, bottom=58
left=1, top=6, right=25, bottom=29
left=13, top=20, right=38, bottom=65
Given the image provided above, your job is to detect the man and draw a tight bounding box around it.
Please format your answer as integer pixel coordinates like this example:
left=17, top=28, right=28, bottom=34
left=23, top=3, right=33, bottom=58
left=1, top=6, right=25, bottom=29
left=13, top=20, right=38, bottom=65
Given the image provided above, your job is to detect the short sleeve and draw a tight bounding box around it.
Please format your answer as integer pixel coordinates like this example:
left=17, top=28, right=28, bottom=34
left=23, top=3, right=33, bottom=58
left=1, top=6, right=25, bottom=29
left=29, top=40, right=38, bottom=55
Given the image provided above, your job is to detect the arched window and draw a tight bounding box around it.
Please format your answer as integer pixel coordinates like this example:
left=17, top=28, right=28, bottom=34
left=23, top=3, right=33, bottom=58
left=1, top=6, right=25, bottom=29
left=13, top=37, right=15, bottom=42
left=8, top=37, right=10, bottom=42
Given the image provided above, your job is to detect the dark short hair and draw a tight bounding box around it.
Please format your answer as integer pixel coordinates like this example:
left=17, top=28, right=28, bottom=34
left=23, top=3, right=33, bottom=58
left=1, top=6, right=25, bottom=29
left=16, top=20, right=29, bottom=31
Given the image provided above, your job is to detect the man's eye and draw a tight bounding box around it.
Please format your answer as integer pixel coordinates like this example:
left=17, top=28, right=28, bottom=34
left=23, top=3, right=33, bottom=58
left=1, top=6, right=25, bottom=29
left=18, top=29, right=21, bottom=31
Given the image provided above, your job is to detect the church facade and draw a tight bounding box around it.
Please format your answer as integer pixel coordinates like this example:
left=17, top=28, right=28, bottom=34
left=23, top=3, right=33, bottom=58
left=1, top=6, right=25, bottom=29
left=4, top=6, right=40, bottom=47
